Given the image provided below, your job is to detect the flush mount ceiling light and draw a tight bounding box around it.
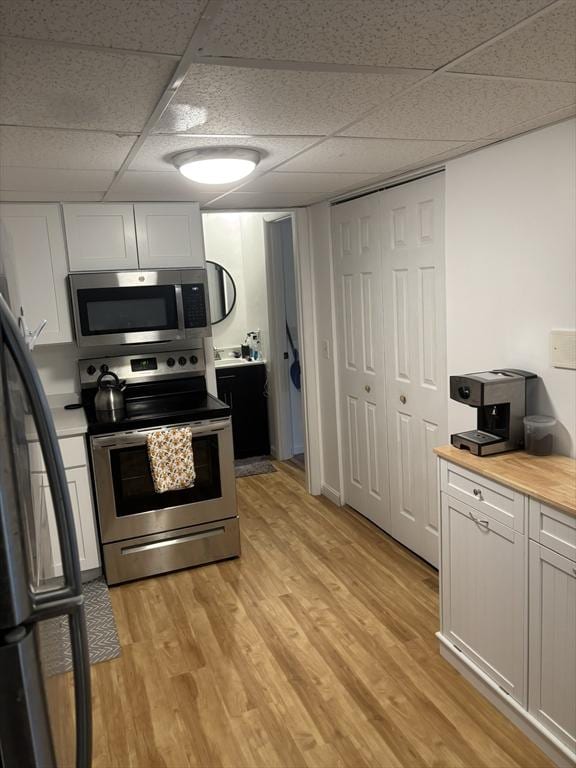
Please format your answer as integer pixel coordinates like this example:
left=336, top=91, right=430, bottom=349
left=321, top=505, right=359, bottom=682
left=172, top=147, right=261, bottom=185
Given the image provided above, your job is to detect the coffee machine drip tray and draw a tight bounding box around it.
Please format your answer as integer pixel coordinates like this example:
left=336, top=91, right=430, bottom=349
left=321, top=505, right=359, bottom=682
left=458, top=430, right=502, bottom=445
left=451, top=429, right=505, bottom=455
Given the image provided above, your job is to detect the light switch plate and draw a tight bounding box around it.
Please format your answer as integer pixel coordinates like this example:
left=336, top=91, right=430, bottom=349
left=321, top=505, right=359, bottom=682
left=550, top=330, right=576, bottom=370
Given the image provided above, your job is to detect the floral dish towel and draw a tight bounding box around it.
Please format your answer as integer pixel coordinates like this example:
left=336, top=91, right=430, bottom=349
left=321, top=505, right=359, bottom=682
left=146, top=427, right=196, bottom=493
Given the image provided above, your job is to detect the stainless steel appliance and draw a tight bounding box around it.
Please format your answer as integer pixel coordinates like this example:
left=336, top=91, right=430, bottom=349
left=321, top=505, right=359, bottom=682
left=94, top=370, right=126, bottom=416
left=0, top=295, right=91, bottom=768
left=69, top=269, right=210, bottom=348
left=80, top=348, right=239, bottom=585
left=450, top=368, right=537, bottom=455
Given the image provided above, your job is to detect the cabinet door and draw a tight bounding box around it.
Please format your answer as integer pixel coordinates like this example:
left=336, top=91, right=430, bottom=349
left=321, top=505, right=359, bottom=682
left=134, top=203, right=205, bottom=268
left=0, top=203, right=72, bottom=344
left=216, top=366, right=270, bottom=459
left=441, top=493, right=526, bottom=703
left=529, top=541, right=576, bottom=752
left=63, top=203, right=138, bottom=271
left=42, top=467, right=100, bottom=576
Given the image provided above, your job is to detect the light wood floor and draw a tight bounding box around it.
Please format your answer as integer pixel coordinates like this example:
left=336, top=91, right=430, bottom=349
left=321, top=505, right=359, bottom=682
left=90, top=462, right=552, bottom=768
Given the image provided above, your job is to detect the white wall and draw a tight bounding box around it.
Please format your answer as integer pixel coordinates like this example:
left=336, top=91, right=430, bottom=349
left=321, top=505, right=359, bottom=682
left=240, top=213, right=270, bottom=361
left=202, top=212, right=247, bottom=350
left=445, top=119, right=576, bottom=456
left=32, top=343, right=80, bottom=395
left=309, top=202, right=342, bottom=499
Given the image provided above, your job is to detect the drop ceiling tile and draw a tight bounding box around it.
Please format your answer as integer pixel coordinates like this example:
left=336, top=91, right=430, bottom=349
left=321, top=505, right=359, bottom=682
left=0, top=127, right=137, bottom=170
left=0, top=39, right=176, bottom=131
left=0, top=168, right=114, bottom=192
left=129, top=135, right=317, bottom=172
left=341, top=73, right=576, bottom=140
left=450, top=1, right=576, bottom=82
left=278, top=137, right=465, bottom=173
left=105, top=171, right=226, bottom=203
left=153, top=64, right=429, bottom=136
left=238, top=171, right=379, bottom=196
left=0, top=190, right=104, bottom=202
left=485, top=105, right=576, bottom=141
left=199, top=0, right=553, bottom=69
left=0, top=0, right=204, bottom=55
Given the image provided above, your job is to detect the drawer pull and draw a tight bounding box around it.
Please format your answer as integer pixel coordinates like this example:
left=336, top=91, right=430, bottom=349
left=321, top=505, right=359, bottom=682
left=468, top=511, right=490, bottom=530
left=473, top=488, right=484, bottom=500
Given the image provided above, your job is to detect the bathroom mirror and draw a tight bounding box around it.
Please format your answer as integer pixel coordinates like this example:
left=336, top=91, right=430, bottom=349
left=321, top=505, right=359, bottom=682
left=206, top=260, right=237, bottom=324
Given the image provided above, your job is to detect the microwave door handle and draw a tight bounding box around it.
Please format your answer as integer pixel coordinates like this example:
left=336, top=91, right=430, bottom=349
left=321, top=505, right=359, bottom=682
left=174, top=283, right=185, bottom=335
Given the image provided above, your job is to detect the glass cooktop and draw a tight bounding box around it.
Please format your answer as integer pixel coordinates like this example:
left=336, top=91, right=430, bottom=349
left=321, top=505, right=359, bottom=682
left=81, top=379, right=230, bottom=435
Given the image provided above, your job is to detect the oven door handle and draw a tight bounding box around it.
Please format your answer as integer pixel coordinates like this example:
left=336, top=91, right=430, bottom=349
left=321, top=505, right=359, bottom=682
left=92, top=420, right=230, bottom=448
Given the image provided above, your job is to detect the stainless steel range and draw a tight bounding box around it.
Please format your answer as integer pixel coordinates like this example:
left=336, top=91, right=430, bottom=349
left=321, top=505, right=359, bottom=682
left=80, top=348, right=239, bottom=585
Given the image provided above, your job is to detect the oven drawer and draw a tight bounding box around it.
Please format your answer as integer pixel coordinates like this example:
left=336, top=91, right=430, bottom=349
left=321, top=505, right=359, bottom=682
left=103, top=517, right=240, bottom=585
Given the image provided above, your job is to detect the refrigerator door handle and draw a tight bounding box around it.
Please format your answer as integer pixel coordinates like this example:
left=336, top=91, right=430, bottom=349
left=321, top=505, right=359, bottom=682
left=0, top=296, right=92, bottom=768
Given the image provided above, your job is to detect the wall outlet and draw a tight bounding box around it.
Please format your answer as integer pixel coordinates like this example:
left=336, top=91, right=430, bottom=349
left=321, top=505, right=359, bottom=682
left=321, top=339, right=330, bottom=360
left=550, top=329, right=576, bottom=370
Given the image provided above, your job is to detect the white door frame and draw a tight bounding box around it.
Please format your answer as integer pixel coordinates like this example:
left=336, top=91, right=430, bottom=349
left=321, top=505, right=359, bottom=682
left=262, top=209, right=322, bottom=495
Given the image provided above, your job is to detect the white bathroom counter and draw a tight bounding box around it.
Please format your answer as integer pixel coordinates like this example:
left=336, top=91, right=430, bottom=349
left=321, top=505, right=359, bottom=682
left=215, top=358, right=266, bottom=369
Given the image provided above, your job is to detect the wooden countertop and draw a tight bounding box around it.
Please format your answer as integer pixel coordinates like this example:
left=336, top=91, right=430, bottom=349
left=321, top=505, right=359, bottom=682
left=434, top=445, right=576, bottom=517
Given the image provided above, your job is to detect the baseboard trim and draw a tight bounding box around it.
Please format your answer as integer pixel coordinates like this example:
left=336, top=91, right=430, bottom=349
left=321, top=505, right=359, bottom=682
left=437, top=633, right=576, bottom=768
left=321, top=483, right=342, bottom=506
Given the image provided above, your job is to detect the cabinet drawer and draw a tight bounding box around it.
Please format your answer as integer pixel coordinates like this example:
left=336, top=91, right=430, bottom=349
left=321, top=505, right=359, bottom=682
left=529, top=499, right=576, bottom=562
left=29, top=435, right=87, bottom=472
left=440, top=460, right=525, bottom=532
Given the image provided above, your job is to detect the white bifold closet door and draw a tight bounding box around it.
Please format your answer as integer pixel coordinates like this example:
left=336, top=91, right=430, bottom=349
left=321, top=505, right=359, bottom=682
left=381, top=174, right=447, bottom=567
left=332, top=194, right=390, bottom=531
left=332, top=173, right=446, bottom=567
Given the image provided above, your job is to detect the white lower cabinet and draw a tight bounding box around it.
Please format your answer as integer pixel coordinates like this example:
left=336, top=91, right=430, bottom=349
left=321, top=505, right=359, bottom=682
left=30, top=438, right=100, bottom=580
left=439, top=457, right=576, bottom=766
left=440, top=493, right=526, bottom=703
left=529, top=541, right=576, bottom=753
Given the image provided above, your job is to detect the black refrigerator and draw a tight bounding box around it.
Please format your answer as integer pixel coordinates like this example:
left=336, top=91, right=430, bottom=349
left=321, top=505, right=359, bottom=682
left=0, top=294, right=92, bottom=768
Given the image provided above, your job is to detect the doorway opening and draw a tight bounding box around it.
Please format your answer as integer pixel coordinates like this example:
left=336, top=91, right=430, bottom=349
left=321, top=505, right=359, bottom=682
left=201, top=211, right=305, bottom=478
left=264, top=215, right=305, bottom=469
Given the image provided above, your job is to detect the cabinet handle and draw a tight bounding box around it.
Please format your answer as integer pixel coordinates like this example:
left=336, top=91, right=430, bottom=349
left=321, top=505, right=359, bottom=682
left=365, top=384, right=371, bottom=393
left=468, top=510, right=490, bottom=530
left=472, top=487, right=484, bottom=500
left=400, top=395, right=407, bottom=404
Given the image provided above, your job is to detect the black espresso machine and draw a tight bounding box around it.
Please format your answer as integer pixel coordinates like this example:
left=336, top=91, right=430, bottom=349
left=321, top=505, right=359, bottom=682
left=450, top=369, right=537, bottom=456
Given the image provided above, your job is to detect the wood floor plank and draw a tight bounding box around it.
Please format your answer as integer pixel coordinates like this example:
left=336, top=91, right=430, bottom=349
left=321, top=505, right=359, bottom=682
left=90, top=461, right=554, bottom=768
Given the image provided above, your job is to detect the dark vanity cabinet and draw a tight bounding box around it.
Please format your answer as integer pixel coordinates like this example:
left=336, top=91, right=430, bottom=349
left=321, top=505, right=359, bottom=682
left=216, top=363, right=270, bottom=459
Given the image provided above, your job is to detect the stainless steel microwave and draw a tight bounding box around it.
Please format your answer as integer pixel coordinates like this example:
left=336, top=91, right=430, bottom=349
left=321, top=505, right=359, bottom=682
left=69, top=269, right=211, bottom=348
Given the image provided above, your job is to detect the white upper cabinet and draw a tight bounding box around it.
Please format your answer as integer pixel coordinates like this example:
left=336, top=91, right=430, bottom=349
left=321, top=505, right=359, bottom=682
left=65, top=202, right=205, bottom=272
left=0, top=203, right=72, bottom=345
left=134, top=203, right=205, bottom=269
left=64, top=203, right=138, bottom=272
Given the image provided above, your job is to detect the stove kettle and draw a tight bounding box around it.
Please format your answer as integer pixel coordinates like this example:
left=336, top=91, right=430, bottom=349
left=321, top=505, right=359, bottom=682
left=94, top=370, right=126, bottom=413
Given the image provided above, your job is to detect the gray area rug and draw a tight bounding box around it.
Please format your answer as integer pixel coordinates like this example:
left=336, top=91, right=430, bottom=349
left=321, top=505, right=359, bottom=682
left=235, top=456, right=277, bottom=478
left=39, top=577, right=121, bottom=676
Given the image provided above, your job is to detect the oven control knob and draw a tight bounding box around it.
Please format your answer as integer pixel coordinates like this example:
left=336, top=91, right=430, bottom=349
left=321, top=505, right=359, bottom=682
left=190, top=355, right=198, bottom=365
left=178, top=356, right=187, bottom=367
left=87, top=365, right=96, bottom=376
left=166, top=357, right=175, bottom=368
left=458, top=385, right=471, bottom=400
left=100, top=364, right=109, bottom=374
